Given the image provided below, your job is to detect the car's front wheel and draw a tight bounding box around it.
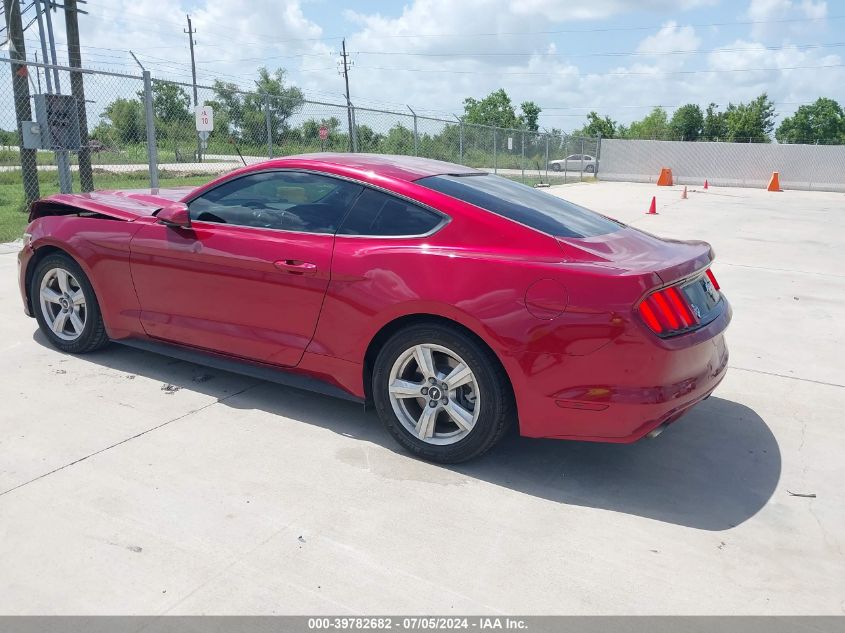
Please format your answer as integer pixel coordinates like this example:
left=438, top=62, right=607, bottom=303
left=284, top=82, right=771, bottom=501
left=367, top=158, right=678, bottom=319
left=373, top=323, right=514, bottom=463
left=31, top=252, right=109, bottom=354
left=551, top=163, right=562, bottom=172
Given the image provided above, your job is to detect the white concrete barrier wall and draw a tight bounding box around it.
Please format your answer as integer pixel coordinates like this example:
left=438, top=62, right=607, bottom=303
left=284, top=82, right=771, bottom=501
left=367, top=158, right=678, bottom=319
left=599, top=139, right=845, bottom=192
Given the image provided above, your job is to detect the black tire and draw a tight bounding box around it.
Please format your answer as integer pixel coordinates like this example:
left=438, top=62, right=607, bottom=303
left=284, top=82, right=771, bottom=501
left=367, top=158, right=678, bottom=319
left=551, top=163, right=562, bottom=172
left=372, top=323, right=514, bottom=463
left=585, top=164, right=595, bottom=173
left=31, top=252, right=110, bottom=354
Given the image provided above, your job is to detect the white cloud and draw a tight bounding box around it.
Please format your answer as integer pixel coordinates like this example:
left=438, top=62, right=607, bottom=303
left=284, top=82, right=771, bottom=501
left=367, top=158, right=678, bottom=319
left=511, top=0, right=718, bottom=22
left=16, top=0, right=845, bottom=135
left=746, top=0, right=828, bottom=38
left=637, top=22, right=701, bottom=55
left=705, top=38, right=844, bottom=108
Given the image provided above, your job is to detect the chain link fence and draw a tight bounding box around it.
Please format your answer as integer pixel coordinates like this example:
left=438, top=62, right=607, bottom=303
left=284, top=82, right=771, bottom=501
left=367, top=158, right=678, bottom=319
left=1, top=59, right=601, bottom=225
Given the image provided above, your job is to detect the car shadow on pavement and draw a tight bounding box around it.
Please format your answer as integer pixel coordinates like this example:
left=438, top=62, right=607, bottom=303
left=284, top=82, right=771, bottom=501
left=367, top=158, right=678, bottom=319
left=35, top=335, right=781, bottom=532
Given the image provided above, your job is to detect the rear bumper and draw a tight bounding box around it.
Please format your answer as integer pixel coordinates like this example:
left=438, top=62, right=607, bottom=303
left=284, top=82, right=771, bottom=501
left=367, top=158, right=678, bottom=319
left=515, top=299, right=731, bottom=442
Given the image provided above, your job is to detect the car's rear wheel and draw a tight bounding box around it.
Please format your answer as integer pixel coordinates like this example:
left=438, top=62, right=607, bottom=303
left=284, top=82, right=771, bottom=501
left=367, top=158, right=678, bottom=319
left=585, top=164, right=595, bottom=173
left=372, top=323, right=513, bottom=463
left=31, top=252, right=109, bottom=354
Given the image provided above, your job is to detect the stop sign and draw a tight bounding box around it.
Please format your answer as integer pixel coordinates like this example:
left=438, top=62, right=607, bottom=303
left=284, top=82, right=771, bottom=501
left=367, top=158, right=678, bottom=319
left=318, top=126, right=329, bottom=141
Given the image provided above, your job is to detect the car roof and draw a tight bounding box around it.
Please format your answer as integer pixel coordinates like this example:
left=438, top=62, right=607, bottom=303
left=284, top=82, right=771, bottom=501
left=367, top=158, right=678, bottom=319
left=253, top=153, right=484, bottom=182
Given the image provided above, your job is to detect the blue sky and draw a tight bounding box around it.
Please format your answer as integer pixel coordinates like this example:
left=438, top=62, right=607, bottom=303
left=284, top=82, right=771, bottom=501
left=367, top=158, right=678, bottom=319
left=10, top=0, right=845, bottom=132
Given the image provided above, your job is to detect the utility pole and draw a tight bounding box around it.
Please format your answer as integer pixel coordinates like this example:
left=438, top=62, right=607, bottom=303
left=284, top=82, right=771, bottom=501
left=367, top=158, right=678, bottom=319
left=37, top=0, right=73, bottom=193
left=64, top=0, right=93, bottom=191
left=184, top=15, right=201, bottom=162
left=3, top=0, right=40, bottom=206
left=339, top=39, right=354, bottom=152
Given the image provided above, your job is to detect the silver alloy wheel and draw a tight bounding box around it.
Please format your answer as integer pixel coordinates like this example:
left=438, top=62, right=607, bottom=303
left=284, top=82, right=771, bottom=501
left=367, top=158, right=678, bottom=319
left=387, top=343, right=480, bottom=445
left=39, top=267, right=87, bottom=342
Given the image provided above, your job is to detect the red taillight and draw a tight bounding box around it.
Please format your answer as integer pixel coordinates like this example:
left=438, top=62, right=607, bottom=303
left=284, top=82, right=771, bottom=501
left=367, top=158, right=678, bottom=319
left=637, top=273, right=713, bottom=336
left=638, top=300, right=664, bottom=334
left=665, top=286, right=696, bottom=327
left=649, top=292, right=680, bottom=329
left=706, top=268, right=720, bottom=290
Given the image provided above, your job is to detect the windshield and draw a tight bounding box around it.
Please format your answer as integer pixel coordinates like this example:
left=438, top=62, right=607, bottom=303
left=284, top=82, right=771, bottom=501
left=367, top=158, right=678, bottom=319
left=416, top=174, right=622, bottom=238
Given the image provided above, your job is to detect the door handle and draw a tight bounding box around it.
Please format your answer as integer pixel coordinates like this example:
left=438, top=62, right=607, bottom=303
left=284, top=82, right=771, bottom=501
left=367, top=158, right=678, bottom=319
left=274, top=259, right=318, bottom=275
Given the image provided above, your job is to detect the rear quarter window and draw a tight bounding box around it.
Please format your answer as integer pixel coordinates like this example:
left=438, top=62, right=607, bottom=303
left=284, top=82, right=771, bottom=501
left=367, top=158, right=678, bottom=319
left=416, top=174, right=621, bottom=238
left=338, top=188, right=444, bottom=236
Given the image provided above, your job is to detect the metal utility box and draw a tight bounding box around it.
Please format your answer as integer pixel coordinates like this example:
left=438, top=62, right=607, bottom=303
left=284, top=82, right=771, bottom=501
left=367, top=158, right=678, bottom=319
left=33, top=94, right=82, bottom=151
left=20, top=121, right=43, bottom=150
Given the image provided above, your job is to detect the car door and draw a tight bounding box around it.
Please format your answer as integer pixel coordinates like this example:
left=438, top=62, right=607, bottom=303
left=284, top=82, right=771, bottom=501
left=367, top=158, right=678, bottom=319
left=129, top=170, right=363, bottom=367
left=566, top=154, right=580, bottom=170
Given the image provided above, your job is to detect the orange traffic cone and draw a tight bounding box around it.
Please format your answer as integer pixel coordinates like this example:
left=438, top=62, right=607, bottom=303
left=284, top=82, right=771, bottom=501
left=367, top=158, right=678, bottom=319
left=703, top=179, right=709, bottom=190
left=767, top=172, right=782, bottom=192
left=647, top=196, right=657, bottom=215
left=681, top=186, right=688, bottom=199
left=657, top=168, right=674, bottom=186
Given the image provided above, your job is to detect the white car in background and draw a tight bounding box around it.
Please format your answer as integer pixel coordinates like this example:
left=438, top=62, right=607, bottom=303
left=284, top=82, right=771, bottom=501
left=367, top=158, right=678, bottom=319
left=549, top=154, right=597, bottom=173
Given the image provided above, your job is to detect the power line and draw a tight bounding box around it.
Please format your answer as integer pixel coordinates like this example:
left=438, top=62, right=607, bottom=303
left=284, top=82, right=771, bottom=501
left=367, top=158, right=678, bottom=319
left=44, top=36, right=845, bottom=73
left=58, top=6, right=845, bottom=47
left=350, top=41, right=845, bottom=59
left=349, top=62, right=845, bottom=77
left=190, top=40, right=845, bottom=66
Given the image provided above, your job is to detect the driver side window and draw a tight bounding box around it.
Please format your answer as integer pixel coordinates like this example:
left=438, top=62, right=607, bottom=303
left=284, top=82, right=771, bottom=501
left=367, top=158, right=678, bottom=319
left=187, top=171, right=363, bottom=234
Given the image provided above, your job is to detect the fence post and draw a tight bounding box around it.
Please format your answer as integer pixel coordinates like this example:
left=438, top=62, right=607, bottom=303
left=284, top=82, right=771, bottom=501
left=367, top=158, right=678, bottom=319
left=454, top=115, right=463, bottom=163
left=580, top=137, right=584, bottom=182
left=544, top=133, right=549, bottom=182
left=263, top=93, right=273, bottom=158
left=596, top=133, right=602, bottom=177
left=521, top=131, right=525, bottom=183
left=493, top=128, right=497, bottom=174
left=408, top=105, right=419, bottom=155
left=142, top=70, right=159, bottom=189
left=351, top=105, right=358, bottom=153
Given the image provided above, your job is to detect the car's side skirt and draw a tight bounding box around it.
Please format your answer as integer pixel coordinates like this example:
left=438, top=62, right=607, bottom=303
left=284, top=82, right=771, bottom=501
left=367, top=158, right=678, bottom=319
left=116, top=338, right=365, bottom=404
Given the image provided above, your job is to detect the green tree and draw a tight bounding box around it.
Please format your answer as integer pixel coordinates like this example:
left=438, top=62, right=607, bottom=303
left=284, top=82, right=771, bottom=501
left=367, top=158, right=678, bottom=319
left=381, top=123, right=415, bottom=155
left=580, top=111, right=617, bottom=138
left=463, top=89, right=520, bottom=129
left=723, top=93, right=776, bottom=142
left=703, top=102, right=728, bottom=140
left=776, top=97, right=845, bottom=144
left=213, top=67, right=304, bottom=146
left=669, top=104, right=704, bottom=140
left=149, top=81, right=191, bottom=123
left=625, top=107, right=670, bottom=139
left=138, top=82, right=193, bottom=143
left=356, top=124, right=383, bottom=152
left=99, top=98, right=144, bottom=144
left=519, top=101, right=542, bottom=132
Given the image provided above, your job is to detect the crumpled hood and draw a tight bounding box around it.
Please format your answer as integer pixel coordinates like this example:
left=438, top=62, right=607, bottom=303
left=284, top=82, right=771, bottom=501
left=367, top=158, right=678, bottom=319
left=29, top=186, right=198, bottom=221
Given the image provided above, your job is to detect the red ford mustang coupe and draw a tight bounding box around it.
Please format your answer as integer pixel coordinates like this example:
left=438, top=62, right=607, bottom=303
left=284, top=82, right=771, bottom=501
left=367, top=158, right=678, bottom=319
left=18, top=154, right=730, bottom=462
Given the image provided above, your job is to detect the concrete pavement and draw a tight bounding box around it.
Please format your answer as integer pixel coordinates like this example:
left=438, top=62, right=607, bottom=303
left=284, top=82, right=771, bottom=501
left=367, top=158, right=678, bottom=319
left=0, top=181, right=842, bottom=614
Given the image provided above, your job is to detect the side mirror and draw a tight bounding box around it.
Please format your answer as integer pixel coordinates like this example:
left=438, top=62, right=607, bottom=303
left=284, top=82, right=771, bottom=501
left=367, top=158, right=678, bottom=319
left=157, top=203, right=191, bottom=229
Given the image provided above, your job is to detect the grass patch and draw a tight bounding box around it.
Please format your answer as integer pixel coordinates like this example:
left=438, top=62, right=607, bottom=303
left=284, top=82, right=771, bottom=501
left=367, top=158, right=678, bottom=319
left=0, top=170, right=210, bottom=243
